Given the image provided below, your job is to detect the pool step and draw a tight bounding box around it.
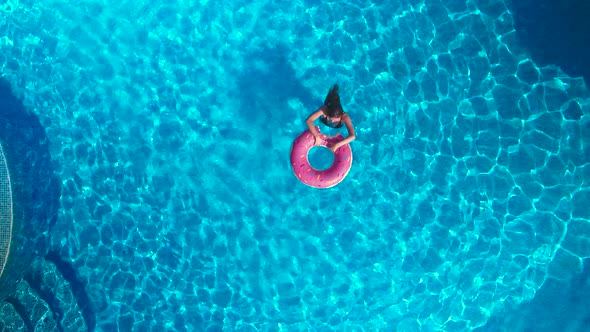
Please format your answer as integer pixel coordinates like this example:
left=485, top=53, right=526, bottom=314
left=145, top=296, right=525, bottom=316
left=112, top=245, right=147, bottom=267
left=28, top=258, right=88, bottom=332
left=0, top=258, right=88, bottom=332
left=15, top=279, right=58, bottom=331
left=0, top=301, right=27, bottom=331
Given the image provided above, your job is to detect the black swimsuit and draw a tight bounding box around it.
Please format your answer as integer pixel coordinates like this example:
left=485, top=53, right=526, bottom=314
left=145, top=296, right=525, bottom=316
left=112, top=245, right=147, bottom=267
left=320, top=115, right=343, bottom=129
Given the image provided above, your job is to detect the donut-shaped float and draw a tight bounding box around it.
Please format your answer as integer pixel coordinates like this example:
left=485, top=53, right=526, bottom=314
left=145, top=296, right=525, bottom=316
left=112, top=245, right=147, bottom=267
left=290, top=127, right=352, bottom=188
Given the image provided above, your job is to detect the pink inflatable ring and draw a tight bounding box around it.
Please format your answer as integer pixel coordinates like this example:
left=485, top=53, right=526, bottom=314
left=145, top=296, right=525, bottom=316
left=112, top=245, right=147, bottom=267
left=290, top=127, right=353, bottom=188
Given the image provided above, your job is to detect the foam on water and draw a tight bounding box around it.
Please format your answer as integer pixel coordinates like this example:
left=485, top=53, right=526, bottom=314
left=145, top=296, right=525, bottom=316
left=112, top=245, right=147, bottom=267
left=0, top=0, right=589, bottom=331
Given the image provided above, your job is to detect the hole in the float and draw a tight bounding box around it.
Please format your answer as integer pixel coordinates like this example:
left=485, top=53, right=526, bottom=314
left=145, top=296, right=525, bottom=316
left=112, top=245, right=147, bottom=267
left=308, top=146, right=334, bottom=170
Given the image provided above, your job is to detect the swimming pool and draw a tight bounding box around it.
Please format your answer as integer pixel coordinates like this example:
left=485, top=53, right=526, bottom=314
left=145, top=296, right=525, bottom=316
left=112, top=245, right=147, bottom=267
left=0, top=0, right=589, bottom=331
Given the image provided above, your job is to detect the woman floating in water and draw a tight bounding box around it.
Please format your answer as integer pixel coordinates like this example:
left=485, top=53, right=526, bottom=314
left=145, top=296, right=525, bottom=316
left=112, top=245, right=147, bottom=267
left=289, top=84, right=356, bottom=188
left=305, top=84, right=356, bottom=152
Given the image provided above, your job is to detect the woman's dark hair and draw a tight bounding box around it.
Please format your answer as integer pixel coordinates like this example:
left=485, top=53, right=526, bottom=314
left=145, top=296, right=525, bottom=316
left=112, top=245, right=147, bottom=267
left=323, top=84, right=343, bottom=117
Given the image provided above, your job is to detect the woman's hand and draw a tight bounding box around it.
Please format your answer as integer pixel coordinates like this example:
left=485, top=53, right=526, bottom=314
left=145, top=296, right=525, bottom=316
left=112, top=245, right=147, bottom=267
left=314, top=135, right=322, bottom=146
left=328, top=143, right=340, bottom=153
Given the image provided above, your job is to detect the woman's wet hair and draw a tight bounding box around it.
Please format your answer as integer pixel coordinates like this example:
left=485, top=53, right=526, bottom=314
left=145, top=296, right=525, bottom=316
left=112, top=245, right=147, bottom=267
left=323, top=84, right=343, bottom=117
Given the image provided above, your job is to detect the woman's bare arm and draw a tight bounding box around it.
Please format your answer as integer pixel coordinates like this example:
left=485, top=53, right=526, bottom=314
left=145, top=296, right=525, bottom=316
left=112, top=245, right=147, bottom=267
left=305, top=108, right=325, bottom=138
left=332, top=114, right=356, bottom=150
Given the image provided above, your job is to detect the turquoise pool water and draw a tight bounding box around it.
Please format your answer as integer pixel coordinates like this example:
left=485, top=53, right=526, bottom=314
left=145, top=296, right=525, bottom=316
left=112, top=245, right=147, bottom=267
left=0, top=0, right=589, bottom=331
